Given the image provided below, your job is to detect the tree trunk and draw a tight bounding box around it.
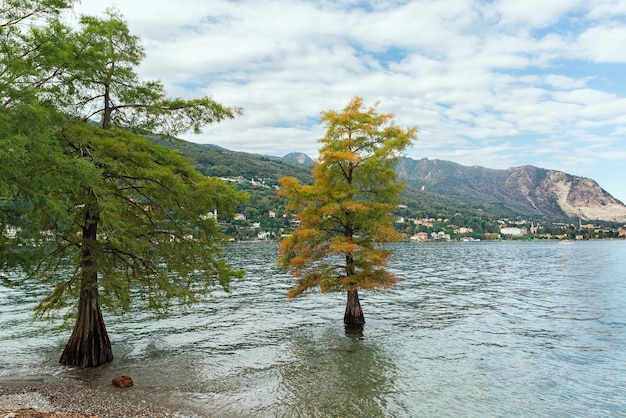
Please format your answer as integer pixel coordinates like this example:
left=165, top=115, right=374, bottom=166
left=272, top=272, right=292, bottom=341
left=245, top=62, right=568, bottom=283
left=59, top=197, right=113, bottom=367
left=102, top=84, right=111, bottom=130
left=344, top=286, right=365, bottom=331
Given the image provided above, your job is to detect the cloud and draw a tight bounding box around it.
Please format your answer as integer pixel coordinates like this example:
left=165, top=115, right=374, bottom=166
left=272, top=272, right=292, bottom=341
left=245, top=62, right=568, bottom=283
left=490, top=0, right=586, bottom=29
left=575, top=24, right=626, bottom=62
left=585, top=0, right=626, bottom=19
left=70, top=0, right=626, bottom=203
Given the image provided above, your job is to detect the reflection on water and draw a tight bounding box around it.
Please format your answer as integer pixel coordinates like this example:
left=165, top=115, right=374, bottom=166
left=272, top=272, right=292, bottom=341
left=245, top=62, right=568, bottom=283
left=278, top=328, right=398, bottom=417
left=2, top=240, right=626, bottom=417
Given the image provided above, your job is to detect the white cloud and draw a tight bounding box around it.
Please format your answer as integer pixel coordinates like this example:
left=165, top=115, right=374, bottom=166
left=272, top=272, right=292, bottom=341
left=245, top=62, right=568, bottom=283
left=543, top=74, right=591, bottom=89
left=586, top=0, right=626, bottom=20
left=490, top=0, right=586, bottom=29
left=68, top=0, right=626, bottom=203
left=575, top=24, right=626, bottom=62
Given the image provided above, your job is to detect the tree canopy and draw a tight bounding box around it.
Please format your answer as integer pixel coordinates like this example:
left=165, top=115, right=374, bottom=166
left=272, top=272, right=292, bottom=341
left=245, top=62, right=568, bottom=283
left=30, top=123, right=246, bottom=317
left=1, top=2, right=246, bottom=366
left=1, top=0, right=88, bottom=271
left=277, top=97, right=417, bottom=327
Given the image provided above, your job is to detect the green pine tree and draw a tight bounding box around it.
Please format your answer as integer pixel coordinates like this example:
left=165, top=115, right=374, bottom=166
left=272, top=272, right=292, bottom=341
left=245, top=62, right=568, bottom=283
left=1, top=4, right=246, bottom=367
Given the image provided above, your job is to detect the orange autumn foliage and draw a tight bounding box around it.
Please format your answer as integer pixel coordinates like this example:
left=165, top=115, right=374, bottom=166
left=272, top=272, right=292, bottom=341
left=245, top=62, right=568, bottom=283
left=277, top=97, right=417, bottom=299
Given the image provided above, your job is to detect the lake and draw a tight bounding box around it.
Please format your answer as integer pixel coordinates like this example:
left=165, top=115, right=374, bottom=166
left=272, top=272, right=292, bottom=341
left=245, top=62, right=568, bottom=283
left=1, top=240, right=625, bottom=417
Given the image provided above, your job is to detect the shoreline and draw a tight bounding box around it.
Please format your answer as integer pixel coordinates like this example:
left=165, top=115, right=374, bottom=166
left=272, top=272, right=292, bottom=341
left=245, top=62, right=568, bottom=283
left=0, top=378, right=196, bottom=418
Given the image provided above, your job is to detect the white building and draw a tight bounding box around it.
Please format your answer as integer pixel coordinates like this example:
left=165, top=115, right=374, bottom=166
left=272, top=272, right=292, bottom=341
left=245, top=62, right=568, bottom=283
left=500, top=227, right=527, bottom=236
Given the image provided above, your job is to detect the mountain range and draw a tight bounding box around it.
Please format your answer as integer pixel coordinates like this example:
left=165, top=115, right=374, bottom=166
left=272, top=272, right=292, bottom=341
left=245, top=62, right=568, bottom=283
left=153, top=137, right=626, bottom=223
left=395, top=158, right=626, bottom=222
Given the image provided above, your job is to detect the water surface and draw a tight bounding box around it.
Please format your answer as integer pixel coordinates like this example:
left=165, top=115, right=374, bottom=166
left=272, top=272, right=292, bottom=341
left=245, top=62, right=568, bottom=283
left=1, top=240, right=625, bottom=417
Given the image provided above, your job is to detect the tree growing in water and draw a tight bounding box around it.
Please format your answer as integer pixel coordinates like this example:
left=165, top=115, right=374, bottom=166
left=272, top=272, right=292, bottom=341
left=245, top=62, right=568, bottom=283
left=49, top=124, right=244, bottom=367
left=277, top=97, right=417, bottom=330
left=1, top=6, right=245, bottom=367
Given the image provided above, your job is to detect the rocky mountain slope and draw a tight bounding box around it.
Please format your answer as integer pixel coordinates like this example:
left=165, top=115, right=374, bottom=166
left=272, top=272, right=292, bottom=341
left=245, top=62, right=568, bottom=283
left=396, top=158, right=626, bottom=222
left=282, top=152, right=316, bottom=167
left=148, top=136, right=626, bottom=222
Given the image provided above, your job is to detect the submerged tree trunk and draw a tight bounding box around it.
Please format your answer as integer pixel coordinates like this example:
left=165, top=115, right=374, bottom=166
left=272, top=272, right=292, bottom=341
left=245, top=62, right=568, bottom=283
left=59, top=197, right=113, bottom=367
left=344, top=255, right=365, bottom=331
left=344, top=286, right=365, bottom=331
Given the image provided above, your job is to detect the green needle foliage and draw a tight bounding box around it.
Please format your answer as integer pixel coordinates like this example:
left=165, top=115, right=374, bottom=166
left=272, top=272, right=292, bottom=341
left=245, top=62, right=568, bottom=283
left=0, top=0, right=77, bottom=107
left=31, top=8, right=243, bottom=134
left=0, top=104, right=97, bottom=272
left=1, top=2, right=245, bottom=367
left=32, top=123, right=245, bottom=316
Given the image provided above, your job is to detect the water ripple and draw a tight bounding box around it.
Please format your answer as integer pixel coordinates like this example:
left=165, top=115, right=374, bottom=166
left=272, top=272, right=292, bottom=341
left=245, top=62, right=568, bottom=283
left=1, top=240, right=626, bottom=417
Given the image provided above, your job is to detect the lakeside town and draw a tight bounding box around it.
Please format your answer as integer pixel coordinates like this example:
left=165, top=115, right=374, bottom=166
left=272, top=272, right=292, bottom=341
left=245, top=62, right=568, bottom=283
left=215, top=206, right=626, bottom=242
left=401, top=217, right=626, bottom=242
left=213, top=176, right=626, bottom=242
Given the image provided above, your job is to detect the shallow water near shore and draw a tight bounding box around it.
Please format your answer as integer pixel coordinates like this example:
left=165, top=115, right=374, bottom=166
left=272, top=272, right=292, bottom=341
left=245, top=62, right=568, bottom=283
left=2, top=240, right=626, bottom=417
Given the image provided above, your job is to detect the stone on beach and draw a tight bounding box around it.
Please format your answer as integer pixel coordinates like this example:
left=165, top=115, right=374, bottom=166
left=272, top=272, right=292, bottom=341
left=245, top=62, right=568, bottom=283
left=111, top=376, right=133, bottom=388
left=1, top=380, right=181, bottom=417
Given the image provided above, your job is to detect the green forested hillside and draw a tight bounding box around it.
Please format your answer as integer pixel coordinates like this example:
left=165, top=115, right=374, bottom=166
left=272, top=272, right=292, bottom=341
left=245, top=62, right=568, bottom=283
left=399, top=187, right=519, bottom=219
left=151, top=137, right=311, bottom=185
left=151, top=137, right=626, bottom=226
left=396, top=158, right=535, bottom=219
left=150, top=137, right=517, bottom=223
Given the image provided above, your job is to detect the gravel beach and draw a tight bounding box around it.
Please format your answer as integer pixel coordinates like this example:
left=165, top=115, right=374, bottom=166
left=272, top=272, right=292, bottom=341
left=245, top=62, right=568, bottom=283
left=0, top=379, right=196, bottom=418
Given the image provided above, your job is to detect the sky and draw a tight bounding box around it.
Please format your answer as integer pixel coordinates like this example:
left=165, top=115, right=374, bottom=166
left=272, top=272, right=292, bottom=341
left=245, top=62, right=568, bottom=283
left=71, top=0, right=626, bottom=204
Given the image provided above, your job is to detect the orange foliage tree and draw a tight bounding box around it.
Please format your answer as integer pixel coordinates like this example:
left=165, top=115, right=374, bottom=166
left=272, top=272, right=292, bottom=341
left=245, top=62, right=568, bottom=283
left=277, top=97, right=417, bottom=330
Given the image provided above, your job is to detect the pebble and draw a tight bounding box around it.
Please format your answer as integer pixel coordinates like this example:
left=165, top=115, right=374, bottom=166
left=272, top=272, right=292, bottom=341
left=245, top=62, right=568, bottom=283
left=0, top=380, right=189, bottom=418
